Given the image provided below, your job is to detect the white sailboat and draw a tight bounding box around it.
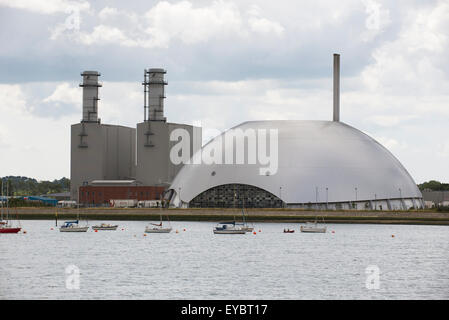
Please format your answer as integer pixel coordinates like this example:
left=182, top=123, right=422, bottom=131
left=145, top=215, right=172, bottom=233
left=60, top=199, right=88, bottom=232
left=213, top=221, right=246, bottom=234
left=300, top=217, right=327, bottom=233
left=145, top=202, right=172, bottom=233
left=237, top=206, right=254, bottom=232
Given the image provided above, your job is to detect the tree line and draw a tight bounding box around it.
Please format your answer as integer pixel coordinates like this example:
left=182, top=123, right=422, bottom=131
left=0, top=176, right=70, bottom=196
left=418, top=180, right=449, bottom=191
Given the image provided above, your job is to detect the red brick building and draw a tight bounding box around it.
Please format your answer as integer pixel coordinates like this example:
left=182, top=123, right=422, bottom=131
left=79, top=185, right=166, bottom=206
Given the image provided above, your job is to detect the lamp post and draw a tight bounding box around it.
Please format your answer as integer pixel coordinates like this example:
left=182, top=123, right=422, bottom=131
left=178, top=187, right=182, bottom=208
left=355, top=187, right=358, bottom=210
left=326, top=187, right=328, bottom=210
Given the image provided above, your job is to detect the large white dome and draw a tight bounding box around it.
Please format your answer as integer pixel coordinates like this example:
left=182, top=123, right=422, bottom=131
left=168, top=120, right=422, bottom=210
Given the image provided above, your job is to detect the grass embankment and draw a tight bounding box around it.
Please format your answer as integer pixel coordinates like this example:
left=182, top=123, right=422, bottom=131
left=9, top=207, right=449, bottom=225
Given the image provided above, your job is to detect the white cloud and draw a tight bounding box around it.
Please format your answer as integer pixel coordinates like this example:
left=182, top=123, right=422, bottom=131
left=52, top=1, right=285, bottom=48
left=43, top=82, right=80, bottom=106
left=98, top=6, right=118, bottom=20
left=0, top=0, right=90, bottom=14
left=0, top=83, right=78, bottom=180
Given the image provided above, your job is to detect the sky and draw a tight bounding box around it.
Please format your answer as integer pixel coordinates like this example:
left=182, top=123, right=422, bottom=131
left=0, top=0, right=448, bottom=183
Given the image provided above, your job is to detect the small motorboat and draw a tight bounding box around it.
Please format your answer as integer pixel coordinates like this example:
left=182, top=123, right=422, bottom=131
left=92, top=223, right=118, bottom=231
left=213, top=221, right=246, bottom=234
left=59, top=220, right=89, bottom=232
left=283, top=228, right=295, bottom=233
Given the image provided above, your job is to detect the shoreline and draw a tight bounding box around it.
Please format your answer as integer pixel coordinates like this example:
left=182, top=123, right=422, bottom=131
left=6, top=207, right=449, bottom=226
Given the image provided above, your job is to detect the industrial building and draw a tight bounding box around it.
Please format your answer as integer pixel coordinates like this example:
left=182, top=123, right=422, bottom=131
left=167, top=54, right=424, bottom=210
left=71, top=54, right=423, bottom=210
left=70, top=69, right=201, bottom=205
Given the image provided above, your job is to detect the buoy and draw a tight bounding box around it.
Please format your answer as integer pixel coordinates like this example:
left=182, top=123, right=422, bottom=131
left=95, top=230, right=98, bottom=232
left=50, top=228, right=53, bottom=230
left=259, top=230, right=261, bottom=232
left=183, top=228, right=186, bottom=231
left=121, top=228, right=124, bottom=231
left=23, top=231, right=27, bottom=234
left=332, top=231, right=335, bottom=234
left=253, top=231, right=256, bottom=235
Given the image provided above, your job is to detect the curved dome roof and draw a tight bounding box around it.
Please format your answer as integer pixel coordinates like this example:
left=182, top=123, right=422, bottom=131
left=169, top=120, right=421, bottom=205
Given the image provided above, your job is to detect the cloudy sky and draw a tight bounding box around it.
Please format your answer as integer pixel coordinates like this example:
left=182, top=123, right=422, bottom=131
left=0, top=0, right=448, bottom=183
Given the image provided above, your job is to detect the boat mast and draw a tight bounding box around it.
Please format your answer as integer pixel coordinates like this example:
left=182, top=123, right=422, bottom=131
left=1, top=178, right=3, bottom=221
left=6, top=179, right=9, bottom=221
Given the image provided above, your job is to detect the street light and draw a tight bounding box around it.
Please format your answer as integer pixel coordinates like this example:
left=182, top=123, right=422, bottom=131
left=326, top=187, right=328, bottom=210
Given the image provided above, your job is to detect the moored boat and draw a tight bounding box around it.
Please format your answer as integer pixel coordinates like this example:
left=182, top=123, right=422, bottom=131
left=145, top=212, right=172, bottom=233
left=0, top=180, right=21, bottom=234
left=59, top=220, right=89, bottom=232
left=213, top=221, right=246, bottom=234
left=300, top=218, right=327, bottom=233
left=92, top=223, right=118, bottom=231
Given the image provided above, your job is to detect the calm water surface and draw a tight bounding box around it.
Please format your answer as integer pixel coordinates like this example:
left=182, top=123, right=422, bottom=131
left=1, top=220, right=448, bottom=299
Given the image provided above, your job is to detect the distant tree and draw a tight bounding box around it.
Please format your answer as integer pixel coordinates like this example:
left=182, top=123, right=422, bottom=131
left=0, top=176, right=70, bottom=196
left=418, top=180, right=449, bottom=191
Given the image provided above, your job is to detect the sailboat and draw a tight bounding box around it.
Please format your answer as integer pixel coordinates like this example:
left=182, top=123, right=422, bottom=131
left=300, top=216, right=327, bottom=233
left=237, top=207, right=254, bottom=233
left=145, top=201, right=172, bottom=233
left=0, top=179, right=21, bottom=234
left=233, top=191, right=254, bottom=233
left=59, top=199, right=88, bottom=232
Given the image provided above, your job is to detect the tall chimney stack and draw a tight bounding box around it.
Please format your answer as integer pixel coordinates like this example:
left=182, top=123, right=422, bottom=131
left=80, top=71, right=101, bottom=123
left=333, top=53, right=340, bottom=122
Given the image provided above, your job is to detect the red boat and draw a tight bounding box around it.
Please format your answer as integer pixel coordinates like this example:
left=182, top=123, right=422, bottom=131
left=1, top=182, right=21, bottom=234
left=0, top=221, right=21, bottom=233
left=0, top=226, right=21, bottom=233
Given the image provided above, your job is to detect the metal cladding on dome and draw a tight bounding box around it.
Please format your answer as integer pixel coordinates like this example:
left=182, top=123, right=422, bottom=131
left=168, top=53, right=423, bottom=210
left=168, top=120, right=422, bottom=209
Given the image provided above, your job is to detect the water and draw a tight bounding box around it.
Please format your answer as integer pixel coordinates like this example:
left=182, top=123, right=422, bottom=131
left=1, top=220, right=448, bottom=299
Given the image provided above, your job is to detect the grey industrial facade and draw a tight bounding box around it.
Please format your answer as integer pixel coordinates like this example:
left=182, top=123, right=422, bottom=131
left=70, top=69, right=201, bottom=202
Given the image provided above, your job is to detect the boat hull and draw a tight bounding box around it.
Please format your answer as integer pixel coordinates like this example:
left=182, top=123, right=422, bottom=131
left=300, top=226, right=327, bottom=233
left=213, top=230, right=246, bottom=234
left=0, top=227, right=21, bottom=234
left=92, top=226, right=118, bottom=231
left=145, top=228, right=172, bottom=233
left=59, top=226, right=89, bottom=232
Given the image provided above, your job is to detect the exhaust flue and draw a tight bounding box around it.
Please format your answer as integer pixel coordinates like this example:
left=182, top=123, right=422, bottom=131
left=333, top=53, right=340, bottom=122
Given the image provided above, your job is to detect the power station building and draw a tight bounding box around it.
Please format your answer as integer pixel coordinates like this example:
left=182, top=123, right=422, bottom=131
left=71, top=54, right=423, bottom=210
left=167, top=54, right=424, bottom=210
left=70, top=69, right=201, bottom=205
